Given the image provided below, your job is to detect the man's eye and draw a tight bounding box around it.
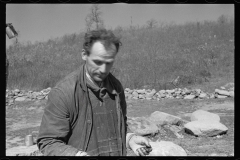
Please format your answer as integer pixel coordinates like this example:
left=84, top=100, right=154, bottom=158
left=95, top=61, right=102, bottom=65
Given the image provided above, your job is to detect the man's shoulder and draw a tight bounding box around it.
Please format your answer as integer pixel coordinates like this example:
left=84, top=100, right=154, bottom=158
left=54, top=69, right=81, bottom=90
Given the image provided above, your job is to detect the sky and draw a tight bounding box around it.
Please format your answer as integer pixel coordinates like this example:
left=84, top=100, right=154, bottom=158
left=6, top=4, right=234, bottom=48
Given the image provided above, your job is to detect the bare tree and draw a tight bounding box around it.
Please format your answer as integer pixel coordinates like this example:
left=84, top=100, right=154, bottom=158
left=146, top=19, right=158, bottom=29
left=85, top=4, right=105, bottom=31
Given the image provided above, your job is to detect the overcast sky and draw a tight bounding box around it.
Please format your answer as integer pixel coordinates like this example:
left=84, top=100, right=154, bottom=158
left=6, top=4, right=234, bottom=48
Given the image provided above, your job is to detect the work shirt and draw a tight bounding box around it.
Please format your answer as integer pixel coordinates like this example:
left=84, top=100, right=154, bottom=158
left=37, top=64, right=129, bottom=156
left=85, top=68, right=121, bottom=156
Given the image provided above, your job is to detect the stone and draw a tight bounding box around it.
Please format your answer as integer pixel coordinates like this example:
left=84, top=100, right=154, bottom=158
left=220, top=86, right=226, bottom=90
left=138, top=94, right=145, bottom=99
left=15, top=97, right=26, bottom=102
left=148, top=111, right=185, bottom=126
left=184, top=120, right=228, bottom=137
left=229, top=91, right=234, bottom=97
left=132, top=91, right=138, bottom=98
left=195, top=89, right=202, bottom=94
left=37, top=96, right=46, bottom=100
left=8, top=98, right=14, bottom=103
left=209, top=93, right=215, bottom=99
left=127, top=117, right=159, bottom=136
left=158, top=90, right=166, bottom=94
left=166, top=89, right=175, bottom=94
left=175, top=91, right=181, bottom=94
left=147, top=141, right=187, bottom=156
left=191, top=110, right=220, bottom=122
left=136, top=89, right=145, bottom=94
left=14, top=89, right=20, bottom=93
left=184, top=95, right=196, bottom=99
left=215, top=89, right=230, bottom=96
left=125, top=93, right=132, bottom=99
left=199, top=93, right=207, bottom=98
left=6, top=145, right=40, bottom=156
left=17, top=93, right=24, bottom=97
left=145, top=93, right=154, bottom=98
left=159, top=93, right=166, bottom=98
left=216, top=95, right=228, bottom=99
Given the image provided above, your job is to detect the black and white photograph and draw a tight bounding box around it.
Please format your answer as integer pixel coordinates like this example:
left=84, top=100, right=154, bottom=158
left=6, top=4, right=234, bottom=156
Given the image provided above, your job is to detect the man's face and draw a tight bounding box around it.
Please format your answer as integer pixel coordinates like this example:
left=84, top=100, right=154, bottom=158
left=82, top=41, right=117, bottom=83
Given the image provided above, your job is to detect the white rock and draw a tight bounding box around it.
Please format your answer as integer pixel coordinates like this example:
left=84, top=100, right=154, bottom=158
left=14, top=89, right=20, bottom=93
left=147, top=141, right=187, bottom=156
left=146, top=92, right=155, bottom=98
left=125, top=88, right=130, bottom=91
left=216, top=95, right=228, bottom=99
left=220, top=86, right=226, bottom=90
left=136, top=89, right=145, bottom=94
left=166, top=89, right=175, bottom=94
left=148, top=111, right=184, bottom=126
left=127, top=117, right=159, bottom=136
left=175, top=91, right=181, bottom=94
left=215, top=89, right=230, bottom=96
left=15, top=97, right=26, bottom=102
left=125, top=93, right=131, bottom=98
left=184, top=95, right=196, bottom=99
left=229, top=91, right=234, bottom=97
left=158, top=90, right=166, bottom=94
left=195, top=89, right=202, bottom=94
left=209, top=93, right=215, bottom=99
left=191, top=110, right=220, bottom=122
left=138, top=94, right=145, bottom=99
left=184, top=120, right=228, bottom=137
left=159, top=93, right=166, bottom=98
left=151, top=89, right=157, bottom=94
left=199, top=93, right=207, bottom=98
left=132, top=91, right=138, bottom=98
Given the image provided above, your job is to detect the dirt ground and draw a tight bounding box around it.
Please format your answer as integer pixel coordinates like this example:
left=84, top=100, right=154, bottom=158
left=6, top=97, right=234, bottom=156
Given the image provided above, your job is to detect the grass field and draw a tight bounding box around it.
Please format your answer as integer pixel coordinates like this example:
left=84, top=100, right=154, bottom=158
left=6, top=15, right=234, bottom=92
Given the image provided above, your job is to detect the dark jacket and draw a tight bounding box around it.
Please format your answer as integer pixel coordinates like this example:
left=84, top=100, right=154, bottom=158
left=37, top=64, right=128, bottom=156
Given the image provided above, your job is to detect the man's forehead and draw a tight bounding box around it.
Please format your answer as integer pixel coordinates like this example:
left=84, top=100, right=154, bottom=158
left=91, top=41, right=116, bottom=52
left=91, top=55, right=115, bottom=62
left=90, top=41, right=117, bottom=58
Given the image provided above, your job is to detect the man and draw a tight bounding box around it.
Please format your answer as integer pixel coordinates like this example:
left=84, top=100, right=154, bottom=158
left=37, top=29, right=152, bottom=156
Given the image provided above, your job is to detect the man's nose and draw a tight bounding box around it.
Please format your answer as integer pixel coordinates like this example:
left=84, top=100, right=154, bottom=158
left=99, top=64, right=107, bottom=74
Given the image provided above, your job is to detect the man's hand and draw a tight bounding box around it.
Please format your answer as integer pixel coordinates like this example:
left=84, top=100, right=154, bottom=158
left=128, top=135, right=152, bottom=156
left=75, top=151, right=89, bottom=156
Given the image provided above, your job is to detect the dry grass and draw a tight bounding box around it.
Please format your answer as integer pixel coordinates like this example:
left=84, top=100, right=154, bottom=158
left=6, top=15, right=234, bottom=92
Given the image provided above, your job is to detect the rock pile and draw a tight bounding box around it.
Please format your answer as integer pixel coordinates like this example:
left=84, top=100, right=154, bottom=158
left=6, top=83, right=234, bottom=106
left=125, top=84, right=234, bottom=100
left=6, top=88, right=51, bottom=106
left=184, top=110, right=228, bottom=137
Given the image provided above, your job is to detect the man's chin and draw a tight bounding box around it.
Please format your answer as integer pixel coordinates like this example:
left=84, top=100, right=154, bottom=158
left=93, top=76, right=104, bottom=82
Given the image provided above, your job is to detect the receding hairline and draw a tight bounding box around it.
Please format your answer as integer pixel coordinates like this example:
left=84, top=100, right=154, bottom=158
left=90, top=40, right=117, bottom=54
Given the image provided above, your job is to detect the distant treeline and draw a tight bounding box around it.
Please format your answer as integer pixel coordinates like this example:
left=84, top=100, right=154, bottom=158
left=6, top=15, right=234, bottom=91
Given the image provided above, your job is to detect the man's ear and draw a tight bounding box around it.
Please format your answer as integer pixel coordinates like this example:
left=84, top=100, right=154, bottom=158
left=81, top=49, right=87, bottom=61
